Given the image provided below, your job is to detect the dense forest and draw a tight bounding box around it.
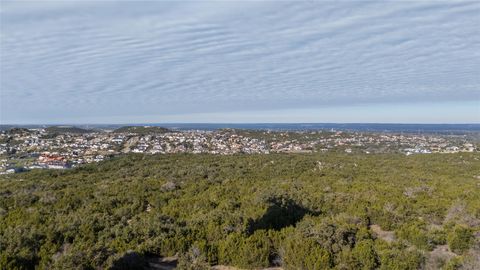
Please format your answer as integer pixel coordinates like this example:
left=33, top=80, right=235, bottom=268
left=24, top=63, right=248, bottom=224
left=1, top=153, right=479, bottom=269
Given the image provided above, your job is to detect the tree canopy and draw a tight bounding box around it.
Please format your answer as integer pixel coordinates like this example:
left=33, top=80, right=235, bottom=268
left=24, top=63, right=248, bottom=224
left=1, top=152, right=479, bottom=269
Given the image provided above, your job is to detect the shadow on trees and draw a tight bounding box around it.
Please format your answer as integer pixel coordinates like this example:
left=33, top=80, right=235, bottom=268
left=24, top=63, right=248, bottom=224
left=110, top=252, right=178, bottom=270
left=110, top=251, right=146, bottom=270
left=247, top=196, right=318, bottom=234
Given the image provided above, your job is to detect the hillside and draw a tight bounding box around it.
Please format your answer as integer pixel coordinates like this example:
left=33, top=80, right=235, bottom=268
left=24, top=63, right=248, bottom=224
left=4, top=127, right=31, bottom=135
left=113, top=126, right=171, bottom=135
left=45, top=126, right=92, bottom=134
left=1, top=153, right=479, bottom=269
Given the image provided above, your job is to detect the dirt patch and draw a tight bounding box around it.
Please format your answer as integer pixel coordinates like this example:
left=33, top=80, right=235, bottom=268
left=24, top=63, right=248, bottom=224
left=212, top=266, right=240, bottom=270
left=444, top=202, right=480, bottom=227
left=370, top=224, right=396, bottom=243
left=144, top=257, right=284, bottom=270
left=212, top=266, right=283, bottom=270
left=122, top=136, right=139, bottom=153
left=146, top=256, right=178, bottom=270
left=425, top=245, right=457, bottom=270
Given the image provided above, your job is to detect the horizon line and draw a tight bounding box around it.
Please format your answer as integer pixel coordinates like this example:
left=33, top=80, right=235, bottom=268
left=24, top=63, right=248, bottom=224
left=2, top=122, right=480, bottom=126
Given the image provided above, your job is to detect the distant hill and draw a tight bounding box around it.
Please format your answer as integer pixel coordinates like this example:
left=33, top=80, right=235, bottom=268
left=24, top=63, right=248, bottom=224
left=45, top=126, right=92, bottom=134
left=113, top=126, right=171, bottom=134
left=5, top=128, right=31, bottom=135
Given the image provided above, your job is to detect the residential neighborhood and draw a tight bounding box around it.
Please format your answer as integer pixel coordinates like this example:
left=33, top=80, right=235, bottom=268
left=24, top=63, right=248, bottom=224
left=0, top=126, right=477, bottom=174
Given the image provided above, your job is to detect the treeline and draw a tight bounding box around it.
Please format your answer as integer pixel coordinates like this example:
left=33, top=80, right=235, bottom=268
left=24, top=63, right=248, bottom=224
left=113, top=126, right=171, bottom=135
left=0, top=153, right=479, bottom=269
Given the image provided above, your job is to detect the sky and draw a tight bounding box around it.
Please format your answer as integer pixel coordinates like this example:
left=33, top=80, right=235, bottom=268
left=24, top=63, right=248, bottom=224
left=0, top=0, right=479, bottom=124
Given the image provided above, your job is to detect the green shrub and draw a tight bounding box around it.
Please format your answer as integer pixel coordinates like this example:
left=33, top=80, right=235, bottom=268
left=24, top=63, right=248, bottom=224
left=282, top=236, right=331, bottom=270
left=447, top=225, right=473, bottom=254
left=397, top=221, right=433, bottom=250
left=351, top=240, right=378, bottom=270
left=443, top=257, right=462, bottom=270
left=218, top=231, right=271, bottom=268
left=378, top=243, right=424, bottom=270
left=1, top=152, right=479, bottom=269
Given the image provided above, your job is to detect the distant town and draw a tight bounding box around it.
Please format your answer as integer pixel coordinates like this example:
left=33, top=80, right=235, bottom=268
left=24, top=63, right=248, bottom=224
left=0, top=125, right=478, bottom=174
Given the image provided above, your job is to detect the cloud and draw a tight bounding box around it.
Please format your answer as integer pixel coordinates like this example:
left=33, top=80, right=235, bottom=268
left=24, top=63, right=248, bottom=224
left=1, top=1, right=479, bottom=123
